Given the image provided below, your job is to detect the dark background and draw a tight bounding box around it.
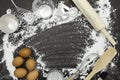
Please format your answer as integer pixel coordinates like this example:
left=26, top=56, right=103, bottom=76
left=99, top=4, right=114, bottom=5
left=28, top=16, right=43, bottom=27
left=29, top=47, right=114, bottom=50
left=0, top=0, right=120, bottom=80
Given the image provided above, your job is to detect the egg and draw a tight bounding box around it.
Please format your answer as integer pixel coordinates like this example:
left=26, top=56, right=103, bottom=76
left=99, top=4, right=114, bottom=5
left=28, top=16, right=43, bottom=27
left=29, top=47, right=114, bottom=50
left=12, top=56, right=24, bottom=67
left=19, top=48, right=32, bottom=58
left=25, top=58, right=36, bottom=71
left=14, top=68, right=27, bottom=78
left=27, top=70, right=39, bottom=80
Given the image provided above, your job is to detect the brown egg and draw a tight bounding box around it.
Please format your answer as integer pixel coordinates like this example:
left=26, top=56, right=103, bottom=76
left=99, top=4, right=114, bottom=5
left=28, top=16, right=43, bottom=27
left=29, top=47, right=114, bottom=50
left=19, top=47, right=32, bottom=58
left=12, top=56, right=24, bottom=67
left=27, top=70, right=39, bottom=80
left=25, top=58, right=36, bottom=71
left=14, top=68, right=27, bottom=78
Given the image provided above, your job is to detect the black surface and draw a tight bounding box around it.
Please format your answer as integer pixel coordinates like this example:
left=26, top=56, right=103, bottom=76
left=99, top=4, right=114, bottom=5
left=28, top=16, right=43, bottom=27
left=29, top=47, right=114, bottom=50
left=0, top=0, right=120, bottom=80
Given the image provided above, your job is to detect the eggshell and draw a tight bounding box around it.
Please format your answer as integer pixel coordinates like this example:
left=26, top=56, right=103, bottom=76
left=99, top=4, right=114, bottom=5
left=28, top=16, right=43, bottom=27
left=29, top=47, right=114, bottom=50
left=27, top=70, right=39, bottom=80
left=12, top=56, right=24, bottom=67
left=25, top=58, right=36, bottom=71
left=19, top=48, right=31, bottom=58
left=14, top=68, right=27, bottom=78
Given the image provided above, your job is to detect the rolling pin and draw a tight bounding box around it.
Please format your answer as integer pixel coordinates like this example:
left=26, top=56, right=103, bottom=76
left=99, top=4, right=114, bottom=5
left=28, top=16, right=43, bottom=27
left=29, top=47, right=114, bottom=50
left=85, top=47, right=117, bottom=80
left=72, top=0, right=116, bottom=46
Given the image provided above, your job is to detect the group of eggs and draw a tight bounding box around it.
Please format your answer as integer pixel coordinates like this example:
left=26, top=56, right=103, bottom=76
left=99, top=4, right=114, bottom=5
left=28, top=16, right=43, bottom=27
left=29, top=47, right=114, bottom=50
left=12, top=47, right=39, bottom=80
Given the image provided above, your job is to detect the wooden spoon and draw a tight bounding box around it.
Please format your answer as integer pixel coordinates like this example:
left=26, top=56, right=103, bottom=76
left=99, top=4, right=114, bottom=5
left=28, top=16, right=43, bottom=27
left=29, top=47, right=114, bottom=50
left=85, top=47, right=117, bottom=80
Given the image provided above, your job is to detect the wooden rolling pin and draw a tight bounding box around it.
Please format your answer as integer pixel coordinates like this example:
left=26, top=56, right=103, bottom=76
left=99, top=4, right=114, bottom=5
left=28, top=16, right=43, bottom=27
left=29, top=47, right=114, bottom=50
left=85, top=47, right=117, bottom=80
left=72, top=0, right=116, bottom=46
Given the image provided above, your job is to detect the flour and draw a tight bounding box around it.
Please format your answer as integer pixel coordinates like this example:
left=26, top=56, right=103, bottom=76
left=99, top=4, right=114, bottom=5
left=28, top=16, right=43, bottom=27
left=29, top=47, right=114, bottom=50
left=83, top=0, right=112, bottom=58
left=96, top=0, right=112, bottom=27
left=2, top=15, right=38, bottom=80
left=80, top=0, right=113, bottom=79
left=2, top=34, right=18, bottom=80
left=1, top=0, right=114, bottom=79
left=22, top=1, right=80, bottom=30
left=59, top=0, right=113, bottom=79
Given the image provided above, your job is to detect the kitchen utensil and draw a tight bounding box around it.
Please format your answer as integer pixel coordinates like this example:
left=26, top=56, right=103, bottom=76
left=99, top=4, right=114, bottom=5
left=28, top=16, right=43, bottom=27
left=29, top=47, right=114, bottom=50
left=85, top=47, right=117, bottom=80
left=72, top=0, right=116, bottom=46
left=67, top=53, right=99, bottom=80
left=0, top=9, right=19, bottom=33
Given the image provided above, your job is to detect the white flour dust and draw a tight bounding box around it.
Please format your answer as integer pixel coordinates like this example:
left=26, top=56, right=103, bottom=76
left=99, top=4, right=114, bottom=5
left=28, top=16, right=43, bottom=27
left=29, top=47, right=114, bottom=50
left=2, top=35, right=22, bottom=80
left=2, top=22, right=38, bottom=79
left=84, top=0, right=112, bottom=57
left=77, top=0, right=113, bottom=79
left=1, top=0, right=114, bottom=79
left=61, top=0, right=113, bottom=79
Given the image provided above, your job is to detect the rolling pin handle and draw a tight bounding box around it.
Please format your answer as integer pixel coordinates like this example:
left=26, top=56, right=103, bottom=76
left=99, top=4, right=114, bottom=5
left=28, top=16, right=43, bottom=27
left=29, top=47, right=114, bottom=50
left=101, top=29, right=116, bottom=46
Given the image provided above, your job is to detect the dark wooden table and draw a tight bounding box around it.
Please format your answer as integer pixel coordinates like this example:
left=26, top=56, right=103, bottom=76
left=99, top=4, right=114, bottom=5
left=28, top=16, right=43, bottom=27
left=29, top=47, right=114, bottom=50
left=0, top=0, right=120, bottom=80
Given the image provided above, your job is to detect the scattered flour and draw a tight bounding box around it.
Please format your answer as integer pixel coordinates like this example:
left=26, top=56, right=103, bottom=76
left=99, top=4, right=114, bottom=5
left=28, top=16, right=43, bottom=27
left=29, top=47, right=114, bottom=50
left=84, top=0, right=112, bottom=58
left=2, top=34, right=19, bottom=80
left=1, top=0, right=114, bottom=79
left=2, top=19, right=38, bottom=80
left=79, top=0, right=114, bottom=79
